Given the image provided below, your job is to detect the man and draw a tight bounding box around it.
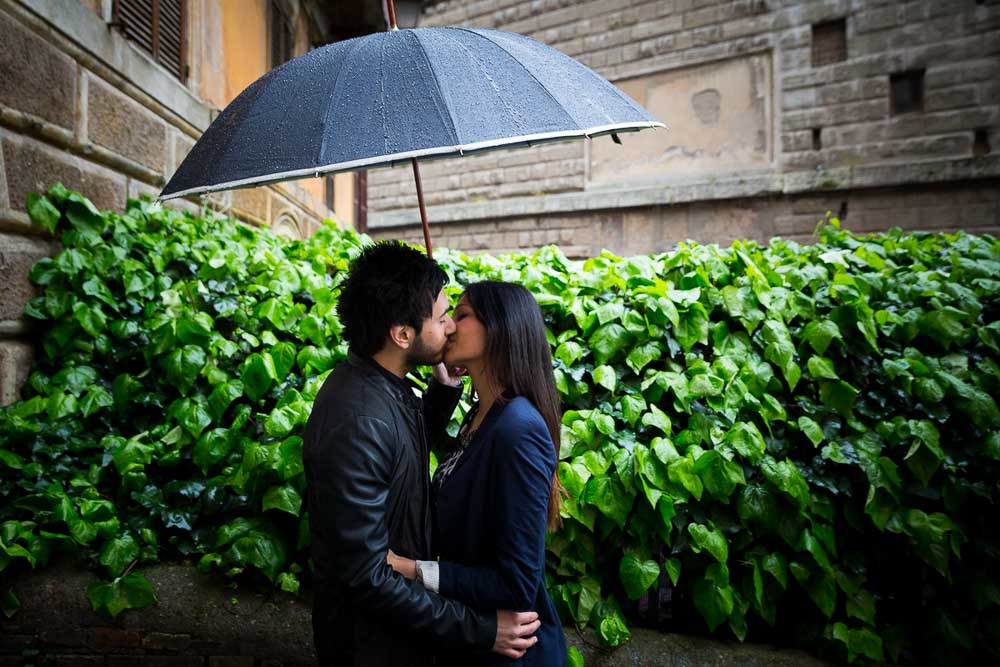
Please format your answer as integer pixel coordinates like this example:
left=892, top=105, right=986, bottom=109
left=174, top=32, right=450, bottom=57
left=303, top=241, right=539, bottom=666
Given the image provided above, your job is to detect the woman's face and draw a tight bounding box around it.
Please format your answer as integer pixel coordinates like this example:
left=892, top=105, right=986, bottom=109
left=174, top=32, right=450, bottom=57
left=443, top=294, right=487, bottom=369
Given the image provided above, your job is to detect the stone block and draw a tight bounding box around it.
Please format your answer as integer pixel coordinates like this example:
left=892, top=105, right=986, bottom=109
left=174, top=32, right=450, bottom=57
left=137, top=658, right=203, bottom=667
left=207, top=658, right=253, bottom=667
left=232, top=187, right=269, bottom=222
left=173, top=133, right=196, bottom=175
left=142, top=632, right=192, bottom=652
left=40, top=629, right=87, bottom=647
left=54, top=656, right=104, bottom=666
left=2, top=132, right=126, bottom=213
left=0, top=231, right=55, bottom=322
left=924, top=86, right=979, bottom=112
left=0, top=632, right=33, bottom=653
left=817, top=81, right=861, bottom=106
left=86, top=627, right=142, bottom=651
left=782, top=87, right=816, bottom=111
left=86, top=75, right=167, bottom=173
left=0, top=11, right=76, bottom=131
left=958, top=202, right=998, bottom=228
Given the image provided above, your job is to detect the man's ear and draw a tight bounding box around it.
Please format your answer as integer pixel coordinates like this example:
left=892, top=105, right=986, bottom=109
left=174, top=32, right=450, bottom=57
left=388, top=324, right=413, bottom=350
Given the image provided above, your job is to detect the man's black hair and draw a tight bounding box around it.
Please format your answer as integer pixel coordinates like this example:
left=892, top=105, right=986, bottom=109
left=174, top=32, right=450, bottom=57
left=337, top=241, right=448, bottom=357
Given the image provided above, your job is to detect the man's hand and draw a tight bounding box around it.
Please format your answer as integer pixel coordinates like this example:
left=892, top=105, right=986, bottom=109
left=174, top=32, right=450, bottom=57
left=386, top=549, right=416, bottom=580
left=432, top=362, right=467, bottom=388
left=493, top=610, right=540, bottom=659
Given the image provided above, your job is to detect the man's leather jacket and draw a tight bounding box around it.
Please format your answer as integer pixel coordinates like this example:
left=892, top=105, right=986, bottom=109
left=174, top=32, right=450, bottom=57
left=303, top=352, right=496, bottom=665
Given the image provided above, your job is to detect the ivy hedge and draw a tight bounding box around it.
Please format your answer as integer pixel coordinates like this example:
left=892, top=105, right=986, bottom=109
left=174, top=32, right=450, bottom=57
left=1, top=185, right=999, bottom=666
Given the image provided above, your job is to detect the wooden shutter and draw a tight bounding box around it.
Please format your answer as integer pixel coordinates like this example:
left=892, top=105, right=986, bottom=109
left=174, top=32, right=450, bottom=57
left=113, top=0, right=187, bottom=81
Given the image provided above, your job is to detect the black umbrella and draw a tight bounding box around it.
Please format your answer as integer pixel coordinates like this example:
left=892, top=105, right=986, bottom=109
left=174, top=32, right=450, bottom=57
left=161, top=1, right=664, bottom=257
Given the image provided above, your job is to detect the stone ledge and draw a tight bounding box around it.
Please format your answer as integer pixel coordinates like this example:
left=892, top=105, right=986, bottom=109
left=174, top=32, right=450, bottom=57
left=1, top=559, right=837, bottom=666
left=368, top=155, right=1000, bottom=229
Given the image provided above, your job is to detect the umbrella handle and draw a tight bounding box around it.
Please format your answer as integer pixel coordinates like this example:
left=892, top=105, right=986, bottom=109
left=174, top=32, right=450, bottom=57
left=411, top=158, right=433, bottom=259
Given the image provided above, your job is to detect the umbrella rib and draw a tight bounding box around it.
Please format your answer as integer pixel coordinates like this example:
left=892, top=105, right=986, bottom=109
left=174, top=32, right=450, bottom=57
left=434, top=29, right=534, bottom=138
left=453, top=27, right=583, bottom=130
left=379, top=35, right=391, bottom=155
left=318, top=38, right=367, bottom=167
left=411, top=31, right=461, bottom=146
left=459, top=28, right=641, bottom=128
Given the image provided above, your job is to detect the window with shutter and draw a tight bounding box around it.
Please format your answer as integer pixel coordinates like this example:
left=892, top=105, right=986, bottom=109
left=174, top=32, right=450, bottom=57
left=113, top=0, right=187, bottom=82
left=270, top=0, right=295, bottom=68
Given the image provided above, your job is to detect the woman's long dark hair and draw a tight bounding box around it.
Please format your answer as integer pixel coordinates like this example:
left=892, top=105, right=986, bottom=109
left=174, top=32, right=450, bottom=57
left=464, top=281, right=564, bottom=530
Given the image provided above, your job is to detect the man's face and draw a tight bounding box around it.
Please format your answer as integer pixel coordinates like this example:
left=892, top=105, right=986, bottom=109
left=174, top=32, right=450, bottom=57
left=406, top=289, right=455, bottom=366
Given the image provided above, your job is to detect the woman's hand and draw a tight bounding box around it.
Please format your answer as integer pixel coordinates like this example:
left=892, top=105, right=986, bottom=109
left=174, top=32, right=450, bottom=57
left=386, top=549, right=417, bottom=580
left=432, top=362, right=467, bottom=388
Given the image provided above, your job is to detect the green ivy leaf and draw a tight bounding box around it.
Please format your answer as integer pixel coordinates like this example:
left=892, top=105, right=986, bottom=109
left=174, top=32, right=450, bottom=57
left=760, top=457, right=810, bottom=512
left=819, top=380, right=858, bottom=417
left=619, top=553, right=660, bottom=599
left=797, top=416, right=824, bottom=447
left=208, top=380, right=244, bottom=420
left=688, top=523, right=728, bottom=563
left=692, top=563, right=734, bottom=631
left=582, top=476, right=632, bottom=529
left=806, top=356, right=839, bottom=380
left=277, top=571, right=300, bottom=594
left=99, top=533, right=139, bottom=578
left=641, top=404, right=671, bottom=434
left=626, top=341, right=661, bottom=374
left=590, top=323, right=632, bottom=365
left=86, top=572, right=157, bottom=618
left=243, top=353, right=276, bottom=402
left=164, top=345, right=207, bottom=394
left=555, top=340, right=583, bottom=367
left=27, top=192, right=61, bottom=234
left=620, top=394, right=646, bottom=427
left=724, top=422, right=766, bottom=463
left=592, top=365, right=617, bottom=393
left=262, top=485, right=302, bottom=516
left=226, top=531, right=286, bottom=581
left=694, top=450, right=746, bottom=500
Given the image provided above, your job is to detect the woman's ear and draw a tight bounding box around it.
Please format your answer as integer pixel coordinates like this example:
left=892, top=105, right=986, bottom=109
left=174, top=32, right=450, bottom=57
left=388, top=324, right=413, bottom=350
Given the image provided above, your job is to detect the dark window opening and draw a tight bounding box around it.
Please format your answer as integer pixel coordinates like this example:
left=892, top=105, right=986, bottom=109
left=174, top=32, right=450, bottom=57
left=812, top=19, right=847, bottom=67
left=812, top=128, right=823, bottom=150
left=270, top=0, right=295, bottom=68
left=890, top=70, right=924, bottom=115
left=113, top=0, right=187, bottom=81
left=974, top=129, right=991, bottom=156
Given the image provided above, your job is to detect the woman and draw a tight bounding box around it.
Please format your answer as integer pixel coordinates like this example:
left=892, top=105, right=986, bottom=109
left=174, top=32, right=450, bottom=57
left=387, top=281, right=567, bottom=666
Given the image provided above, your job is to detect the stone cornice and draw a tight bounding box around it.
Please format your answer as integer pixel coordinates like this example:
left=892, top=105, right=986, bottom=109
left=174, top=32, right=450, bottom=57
left=368, top=155, right=1000, bottom=229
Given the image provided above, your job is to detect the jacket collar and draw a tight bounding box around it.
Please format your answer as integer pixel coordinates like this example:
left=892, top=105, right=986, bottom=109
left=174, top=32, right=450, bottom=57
left=347, top=351, right=421, bottom=408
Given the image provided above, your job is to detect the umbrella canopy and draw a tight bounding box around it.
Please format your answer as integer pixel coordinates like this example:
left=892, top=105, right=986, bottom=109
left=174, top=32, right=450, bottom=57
left=160, top=26, right=663, bottom=253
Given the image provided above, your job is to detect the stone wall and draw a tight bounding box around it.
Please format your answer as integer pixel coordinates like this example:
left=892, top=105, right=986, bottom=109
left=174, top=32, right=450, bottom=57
left=0, top=559, right=836, bottom=667
left=370, top=0, right=1000, bottom=254
left=0, top=0, right=336, bottom=408
left=387, top=176, right=1000, bottom=257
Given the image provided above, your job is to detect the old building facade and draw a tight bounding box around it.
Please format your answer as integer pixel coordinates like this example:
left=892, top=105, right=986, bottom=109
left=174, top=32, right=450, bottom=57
left=369, top=0, right=1000, bottom=256
left=0, top=0, right=365, bottom=405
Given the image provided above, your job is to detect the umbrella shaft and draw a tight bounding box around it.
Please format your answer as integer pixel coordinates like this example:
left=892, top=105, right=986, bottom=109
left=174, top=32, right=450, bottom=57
left=384, top=0, right=398, bottom=31
left=411, top=158, right=433, bottom=259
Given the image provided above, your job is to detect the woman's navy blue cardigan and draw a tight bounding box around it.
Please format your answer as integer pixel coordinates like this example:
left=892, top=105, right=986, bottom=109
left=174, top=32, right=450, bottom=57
left=434, top=396, right=567, bottom=666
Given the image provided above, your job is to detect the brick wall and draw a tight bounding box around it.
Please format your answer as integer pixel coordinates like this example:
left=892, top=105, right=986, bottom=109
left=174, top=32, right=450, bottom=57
left=370, top=0, right=1000, bottom=254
